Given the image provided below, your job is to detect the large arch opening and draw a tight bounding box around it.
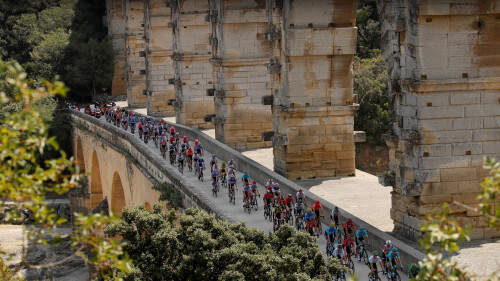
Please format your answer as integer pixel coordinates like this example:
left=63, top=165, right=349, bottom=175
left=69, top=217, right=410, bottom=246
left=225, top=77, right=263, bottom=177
left=90, top=151, right=104, bottom=209
left=111, top=171, right=126, bottom=214
left=75, top=136, right=86, bottom=174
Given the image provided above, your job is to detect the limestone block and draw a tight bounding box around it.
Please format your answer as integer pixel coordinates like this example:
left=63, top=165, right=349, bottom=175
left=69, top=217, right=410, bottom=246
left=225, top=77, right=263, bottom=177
left=418, top=106, right=464, bottom=119
left=473, top=129, right=500, bottom=142
left=440, top=167, right=477, bottom=182
left=465, top=104, right=500, bottom=117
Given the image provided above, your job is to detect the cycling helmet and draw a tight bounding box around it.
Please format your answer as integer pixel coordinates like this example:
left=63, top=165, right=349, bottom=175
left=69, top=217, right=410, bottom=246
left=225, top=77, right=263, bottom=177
left=183, top=135, right=187, bottom=138
left=299, top=189, right=302, bottom=192
left=222, top=161, right=226, bottom=165
left=307, top=209, right=312, bottom=212
left=373, top=251, right=378, bottom=256
left=275, top=183, right=279, bottom=187
left=359, top=226, right=364, bottom=230
left=252, top=181, right=256, bottom=184
left=315, top=200, right=320, bottom=204
left=331, top=223, right=335, bottom=227
left=245, top=182, right=250, bottom=186
left=386, top=240, right=392, bottom=245
left=297, top=199, right=302, bottom=203
left=195, top=139, right=199, bottom=142
left=392, top=247, right=397, bottom=252
left=287, top=194, right=292, bottom=197
left=212, top=154, right=215, bottom=157
left=244, top=171, right=248, bottom=173
left=334, top=206, right=338, bottom=210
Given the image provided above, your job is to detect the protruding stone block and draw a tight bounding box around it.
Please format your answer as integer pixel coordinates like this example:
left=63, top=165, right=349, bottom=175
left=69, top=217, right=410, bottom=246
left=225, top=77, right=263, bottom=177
left=378, top=172, right=396, bottom=187
left=353, top=131, right=366, bottom=142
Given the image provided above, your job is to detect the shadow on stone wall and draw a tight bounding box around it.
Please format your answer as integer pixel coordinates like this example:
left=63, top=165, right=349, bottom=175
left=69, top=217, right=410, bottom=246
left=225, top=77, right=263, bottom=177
left=355, top=143, right=389, bottom=175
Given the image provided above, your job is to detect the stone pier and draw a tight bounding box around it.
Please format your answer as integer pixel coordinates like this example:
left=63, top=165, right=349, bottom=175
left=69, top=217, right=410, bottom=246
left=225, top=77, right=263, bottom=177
left=123, top=0, right=147, bottom=107
left=265, top=0, right=358, bottom=179
left=144, top=0, right=176, bottom=117
left=169, top=0, right=214, bottom=129
left=379, top=0, right=500, bottom=240
left=206, top=0, right=273, bottom=150
left=106, top=0, right=127, bottom=96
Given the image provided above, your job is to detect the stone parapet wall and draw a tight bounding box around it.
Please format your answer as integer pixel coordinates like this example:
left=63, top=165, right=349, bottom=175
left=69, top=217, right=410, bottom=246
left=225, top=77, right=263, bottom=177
left=209, top=0, right=273, bottom=150
left=267, top=0, right=358, bottom=179
left=379, top=0, right=500, bottom=241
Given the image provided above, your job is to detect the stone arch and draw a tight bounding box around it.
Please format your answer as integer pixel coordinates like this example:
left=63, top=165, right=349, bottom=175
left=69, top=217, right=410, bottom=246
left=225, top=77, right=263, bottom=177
left=111, top=171, right=126, bottom=214
left=75, top=136, right=85, bottom=173
left=144, top=202, right=152, bottom=211
left=90, top=151, right=104, bottom=209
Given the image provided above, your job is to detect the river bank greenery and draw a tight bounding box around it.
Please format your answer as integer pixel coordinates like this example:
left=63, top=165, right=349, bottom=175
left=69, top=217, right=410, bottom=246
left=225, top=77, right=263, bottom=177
left=0, top=0, right=114, bottom=101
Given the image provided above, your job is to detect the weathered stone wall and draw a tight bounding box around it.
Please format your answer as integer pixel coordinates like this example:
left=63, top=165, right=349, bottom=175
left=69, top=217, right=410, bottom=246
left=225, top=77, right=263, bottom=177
left=266, top=0, right=358, bottom=179
left=106, top=0, right=127, bottom=96
left=145, top=0, right=176, bottom=116
left=208, top=0, right=273, bottom=150
left=124, top=0, right=148, bottom=107
left=379, top=0, right=500, bottom=240
left=169, top=0, right=215, bottom=129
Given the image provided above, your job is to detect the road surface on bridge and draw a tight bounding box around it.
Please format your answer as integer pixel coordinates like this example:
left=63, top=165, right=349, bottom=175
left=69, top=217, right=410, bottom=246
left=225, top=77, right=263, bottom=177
left=90, top=111, right=409, bottom=281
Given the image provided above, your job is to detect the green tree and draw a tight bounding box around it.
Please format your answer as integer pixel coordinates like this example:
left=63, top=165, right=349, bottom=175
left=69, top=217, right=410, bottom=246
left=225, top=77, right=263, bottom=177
left=413, top=158, right=500, bottom=280
left=356, top=0, right=381, bottom=59
left=353, top=54, right=389, bottom=144
left=0, top=59, right=131, bottom=280
left=105, top=206, right=347, bottom=281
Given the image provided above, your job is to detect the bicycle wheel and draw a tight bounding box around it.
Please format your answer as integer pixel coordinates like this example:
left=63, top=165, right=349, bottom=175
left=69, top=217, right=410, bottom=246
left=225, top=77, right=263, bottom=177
left=269, top=210, right=273, bottom=222
left=289, top=213, right=294, bottom=226
left=264, top=207, right=268, bottom=219
left=362, top=250, right=369, bottom=265
left=349, top=258, right=355, bottom=274
left=254, top=199, right=258, bottom=211
left=232, top=192, right=235, bottom=205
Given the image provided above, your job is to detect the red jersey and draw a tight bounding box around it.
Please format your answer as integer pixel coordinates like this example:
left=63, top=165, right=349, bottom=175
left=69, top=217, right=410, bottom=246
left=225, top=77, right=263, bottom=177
left=343, top=237, right=355, bottom=248
left=313, top=203, right=323, bottom=211
left=263, top=193, right=274, bottom=200
left=277, top=198, right=286, bottom=206
left=306, top=220, right=317, bottom=229
left=383, top=244, right=393, bottom=254
left=285, top=197, right=294, bottom=205
left=186, top=149, right=193, bottom=156
left=344, top=220, right=355, bottom=231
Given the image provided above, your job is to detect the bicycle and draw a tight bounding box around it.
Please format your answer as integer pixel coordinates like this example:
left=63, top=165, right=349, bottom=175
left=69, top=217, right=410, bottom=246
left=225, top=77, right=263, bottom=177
left=220, top=173, right=227, bottom=189
left=273, top=214, right=283, bottom=232
left=178, top=161, right=184, bottom=174
left=284, top=207, right=294, bottom=226
left=315, top=215, right=324, bottom=233
left=251, top=194, right=259, bottom=211
left=326, top=242, right=335, bottom=257
left=368, top=270, right=381, bottom=281
left=212, top=180, right=218, bottom=197
left=130, top=123, right=135, bottom=134
left=144, top=133, right=149, bottom=144
left=198, top=167, right=204, bottom=181
left=139, top=128, right=143, bottom=139
left=386, top=265, right=402, bottom=281
left=170, top=151, right=176, bottom=165
left=264, top=204, right=273, bottom=222
left=228, top=184, right=236, bottom=204
left=187, top=157, right=193, bottom=172
left=243, top=197, right=251, bottom=214
left=153, top=134, right=158, bottom=148
left=333, top=271, right=346, bottom=281
left=295, top=215, right=305, bottom=231
left=357, top=242, right=370, bottom=265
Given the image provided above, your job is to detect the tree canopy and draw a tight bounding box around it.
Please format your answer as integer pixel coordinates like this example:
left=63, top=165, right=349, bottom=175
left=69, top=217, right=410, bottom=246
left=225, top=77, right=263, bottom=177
left=104, top=206, right=346, bottom=281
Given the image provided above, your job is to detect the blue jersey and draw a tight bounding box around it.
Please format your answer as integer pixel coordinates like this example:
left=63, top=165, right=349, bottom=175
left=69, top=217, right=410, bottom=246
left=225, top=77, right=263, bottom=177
left=198, top=159, right=204, bottom=167
left=304, top=212, right=315, bottom=221
left=326, top=226, right=336, bottom=235
left=251, top=184, right=258, bottom=190
left=242, top=174, right=251, bottom=181
left=229, top=177, right=237, bottom=184
left=387, top=251, right=399, bottom=260
left=356, top=230, right=368, bottom=238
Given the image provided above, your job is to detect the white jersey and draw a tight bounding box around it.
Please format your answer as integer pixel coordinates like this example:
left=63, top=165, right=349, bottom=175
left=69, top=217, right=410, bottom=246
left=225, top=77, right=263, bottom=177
left=296, top=191, right=306, bottom=200
left=369, top=256, right=382, bottom=263
left=333, top=248, right=344, bottom=257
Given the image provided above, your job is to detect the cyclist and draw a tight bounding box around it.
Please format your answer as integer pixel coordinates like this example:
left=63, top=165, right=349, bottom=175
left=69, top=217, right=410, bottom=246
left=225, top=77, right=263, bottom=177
left=263, top=189, right=274, bottom=209
left=241, top=171, right=251, bottom=187
left=265, top=178, right=275, bottom=190
left=312, top=200, right=325, bottom=223
left=272, top=183, right=281, bottom=200
left=138, top=122, right=144, bottom=139
left=177, top=152, right=185, bottom=172
left=219, top=161, right=228, bottom=179
left=344, top=218, right=356, bottom=237
left=387, top=247, right=403, bottom=272
left=197, top=156, right=205, bottom=178
left=228, top=166, right=236, bottom=178
left=169, top=143, right=176, bottom=164
left=325, top=223, right=337, bottom=244
left=228, top=158, right=236, bottom=170
left=143, top=124, right=150, bottom=142
left=343, top=235, right=355, bottom=259
left=408, top=263, right=420, bottom=279
left=169, top=125, right=176, bottom=136
left=284, top=194, right=294, bottom=217
left=273, top=204, right=283, bottom=231
left=210, top=155, right=218, bottom=173
left=250, top=181, right=260, bottom=204
left=382, top=240, right=394, bottom=273
left=211, top=170, right=219, bottom=186
left=294, top=199, right=305, bottom=228
left=182, top=135, right=189, bottom=144
left=330, top=206, right=341, bottom=227
left=195, top=141, right=204, bottom=155
left=160, top=134, right=168, bottom=157
left=129, top=115, right=136, bottom=134
left=333, top=244, right=344, bottom=261
left=369, top=251, right=383, bottom=278
left=186, top=146, right=194, bottom=169
left=296, top=189, right=307, bottom=206
left=243, top=182, right=251, bottom=208
left=356, top=226, right=369, bottom=261
left=304, top=208, right=315, bottom=223
left=305, top=215, right=318, bottom=237
left=228, top=174, right=237, bottom=198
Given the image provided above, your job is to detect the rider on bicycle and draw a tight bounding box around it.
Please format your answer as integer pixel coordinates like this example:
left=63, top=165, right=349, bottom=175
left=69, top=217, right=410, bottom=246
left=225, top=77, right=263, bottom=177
left=186, top=146, right=194, bottom=167
left=263, top=189, right=274, bottom=209
left=219, top=161, right=228, bottom=179
left=344, top=218, right=356, bottom=237
left=211, top=171, right=219, bottom=190
left=356, top=226, right=369, bottom=261
left=210, top=155, right=218, bottom=173
left=294, top=199, right=305, bottom=228
left=243, top=182, right=251, bottom=208
left=195, top=142, right=204, bottom=155
left=273, top=204, right=283, bottom=231
left=265, top=178, right=275, bottom=191
left=241, top=171, right=251, bottom=187
left=284, top=194, right=294, bottom=218
left=169, top=125, right=176, bottom=136
left=160, top=134, right=168, bottom=155
left=305, top=216, right=318, bottom=237
left=343, top=235, right=355, bottom=259
left=330, top=206, right=341, bottom=227
left=228, top=174, right=237, bottom=198
left=387, top=247, right=403, bottom=272
left=296, top=189, right=307, bottom=206
left=325, top=222, right=337, bottom=244
left=333, top=244, right=345, bottom=262
left=382, top=240, right=393, bottom=273
left=250, top=181, right=260, bottom=203
left=312, top=200, right=325, bottom=226
left=369, top=251, right=383, bottom=278
left=182, top=135, right=188, bottom=144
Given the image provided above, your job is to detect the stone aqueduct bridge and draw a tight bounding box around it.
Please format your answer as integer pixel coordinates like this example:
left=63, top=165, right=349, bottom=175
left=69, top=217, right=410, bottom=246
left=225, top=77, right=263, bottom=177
left=104, top=0, right=500, bottom=241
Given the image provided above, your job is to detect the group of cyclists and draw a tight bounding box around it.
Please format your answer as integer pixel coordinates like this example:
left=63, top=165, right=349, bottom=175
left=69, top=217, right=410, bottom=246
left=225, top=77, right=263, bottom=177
left=91, top=105, right=421, bottom=280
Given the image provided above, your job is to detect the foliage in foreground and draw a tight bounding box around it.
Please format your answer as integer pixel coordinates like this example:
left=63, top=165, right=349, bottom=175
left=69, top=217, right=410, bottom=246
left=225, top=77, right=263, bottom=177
left=104, top=206, right=347, bottom=281
left=0, top=59, right=131, bottom=280
left=152, top=181, right=183, bottom=209
left=414, top=158, right=500, bottom=281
